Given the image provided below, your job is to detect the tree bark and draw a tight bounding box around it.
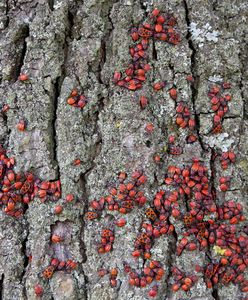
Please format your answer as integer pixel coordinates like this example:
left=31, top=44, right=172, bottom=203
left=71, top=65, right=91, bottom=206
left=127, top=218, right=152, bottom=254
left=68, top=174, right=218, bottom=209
left=0, top=0, right=247, bottom=299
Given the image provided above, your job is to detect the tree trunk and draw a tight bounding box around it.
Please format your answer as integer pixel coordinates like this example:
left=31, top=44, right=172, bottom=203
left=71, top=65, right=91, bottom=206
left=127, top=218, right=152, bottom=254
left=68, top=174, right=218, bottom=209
left=0, top=0, right=247, bottom=299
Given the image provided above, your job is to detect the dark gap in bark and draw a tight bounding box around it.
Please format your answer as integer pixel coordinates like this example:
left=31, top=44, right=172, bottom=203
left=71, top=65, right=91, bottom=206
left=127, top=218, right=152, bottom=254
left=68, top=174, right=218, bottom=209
left=97, top=0, right=119, bottom=88
left=52, top=77, right=61, bottom=179
left=0, top=274, right=4, bottom=300
left=48, top=0, right=54, bottom=11
left=13, top=25, right=29, bottom=82
left=139, top=0, right=148, bottom=17
left=21, top=230, right=29, bottom=299
left=5, top=0, right=9, bottom=28
left=212, top=0, right=218, bottom=12
left=145, top=140, right=152, bottom=148
left=183, top=0, right=205, bottom=152
left=209, top=148, right=217, bottom=202
left=79, top=170, right=91, bottom=300
left=168, top=63, right=175, bottom=82
left=1, top=108, right=11, bottom=148
left=165, top=232, right=177, bottom=299
left=79, top=163, right=102, bottom=265
left=152, top=40, right=157, bottom=61
left=51, top=8, right=74, bottom=179
left=212, top=287, right=220, bottom=300
left=224, top=115, right=241, bottom=120
left=183, top=190, right=190, bottom=212
left=207, top=149, right=219, bottom=298
left=67, top=10, right=74, bottom=40
left=238, top=49, right=247, bottom=120
left=82, top=270, right=89, bottom=300
left=241, top=83, right=247, bottom=120
left=22, top=202, right=29, bottom=216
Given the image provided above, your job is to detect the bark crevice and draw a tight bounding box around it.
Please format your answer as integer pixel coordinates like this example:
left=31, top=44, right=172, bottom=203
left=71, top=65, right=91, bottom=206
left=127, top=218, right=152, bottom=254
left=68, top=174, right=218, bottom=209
left=12, top=25, right=29, bottom=83
left=0, top=274, right=4, bottom=300
left=51, top=7, right=74, bottom=180
left=20, top=229, right=29, bottom=299
left=183, top=0, right=205, bottom=152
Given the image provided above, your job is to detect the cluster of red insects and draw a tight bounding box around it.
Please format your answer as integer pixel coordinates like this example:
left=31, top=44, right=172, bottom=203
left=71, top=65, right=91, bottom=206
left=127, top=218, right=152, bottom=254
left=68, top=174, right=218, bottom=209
left=86, top=156, right=247, bottom=296
left=85, top=171, right=147, bottom=220
left=0, top=144, right=79, bottom=296
left=67, top=89, right=89, bottom=109
left=97, top=229, right=115, bottom=254
left=175, top=102, right=198, bottom=144
left=164, top=159, right=247, bottom=292
left=113, top=8, right=180, bottom=91
left=170, top=266, right=198, bottom=292
left=208, top=82, right=232, bottom=133
left=98, top=267, right=119, bottom=288
left=0, top=146, right=61, bottom=217
left=123, top=260, right=164, bottom=297
left=42, top=258, right=77, bottom=280
left=219, top=150, right=236, bottom=170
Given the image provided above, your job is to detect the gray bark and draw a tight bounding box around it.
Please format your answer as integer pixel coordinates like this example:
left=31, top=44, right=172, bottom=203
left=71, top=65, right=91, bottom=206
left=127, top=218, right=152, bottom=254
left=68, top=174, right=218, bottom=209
left=0, top=0, right=247, bottom=299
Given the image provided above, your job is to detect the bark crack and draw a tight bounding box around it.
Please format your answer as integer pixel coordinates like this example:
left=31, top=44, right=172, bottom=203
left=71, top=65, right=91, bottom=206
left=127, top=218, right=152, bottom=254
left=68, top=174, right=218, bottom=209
left=51, top=77, right=61, bottom=180
left=0, top=274, right=4, bottom=300
left=12, top=24, right=29, bottom=83
left=183, top=2, right=219, bottom=299
left=20, top=228, right=29, bottom=299
left=183, top=0, right=205, bottom=152
left=5, top=0, right=9, bottom=28
left=51, top=8, right=74, bottom=180
left=165, top=230, right=178, bottom=298
left=47, top=0, right=54, bottom=11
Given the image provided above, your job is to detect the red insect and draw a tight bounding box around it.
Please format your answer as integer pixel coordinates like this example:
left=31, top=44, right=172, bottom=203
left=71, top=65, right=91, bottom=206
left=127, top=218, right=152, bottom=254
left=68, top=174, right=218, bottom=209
left=169, top=87, right=177, bottom=100
left=153, top=81, right=166, bottom=91
left=42, top=266, right=55, bottom=279
left=34, top=284, right=43, bottom=296
left=139, top=96, right=149, bottom=108
left=16, top=120, right=26, bottom=131
left=51, top=234, right=63, bottom=243
left=145, top=208, right=157, bottom=221
left=18, top=73, right=29, bottom=81
left=145, top=123, right=154, bottom=134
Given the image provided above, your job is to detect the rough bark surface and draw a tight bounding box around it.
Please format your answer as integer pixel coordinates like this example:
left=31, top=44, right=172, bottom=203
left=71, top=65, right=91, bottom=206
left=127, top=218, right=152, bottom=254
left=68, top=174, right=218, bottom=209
left=0, top=0, right=247, bottom=300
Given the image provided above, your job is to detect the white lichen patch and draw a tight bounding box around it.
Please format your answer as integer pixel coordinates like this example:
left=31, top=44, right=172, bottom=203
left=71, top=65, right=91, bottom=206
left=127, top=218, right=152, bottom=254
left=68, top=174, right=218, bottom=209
left=207, top=133, right=235, bottom=151
left=54, top=1, right=63, bottom=10
left=189, top=22, right=220, bottom=47
left=208, top=75, right=223, bottom=83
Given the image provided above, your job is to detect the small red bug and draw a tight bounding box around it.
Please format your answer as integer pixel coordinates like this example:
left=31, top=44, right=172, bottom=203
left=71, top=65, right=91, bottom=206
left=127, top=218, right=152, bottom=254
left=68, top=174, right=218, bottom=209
left=1, top=104, right=10, bottom=113
left=16, top=120, right=26, bottom=131
left=66, top=194, right=74, bottom=202
left=85, top=211, right=98, bottom=220
left=145, top=123, right=154, bottom=134
left=115, top=218, right=126, bottom=227
left=42, top=266, right=55, bottom=279
left=130, top=28, right=139, bottom=41
left=34, top=284, right=43, bottom=296
left=54, top=205, right=63, bottom=214
left=139, top=96, right=148, bottom=108
left=169, top=87, right=177, bottom=100
left=150, top=8, right=160, bottom=18
left=67, top=97, right=75, bottom=105
left=113, top=71, right=121, bottom=83
left=51, top=234, right=63, bottom=243
left=18, top=73, right=29, bottom=81
left=145, top=208, right=157, bottom=221
left=153, top=81, right=166, bottom=91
